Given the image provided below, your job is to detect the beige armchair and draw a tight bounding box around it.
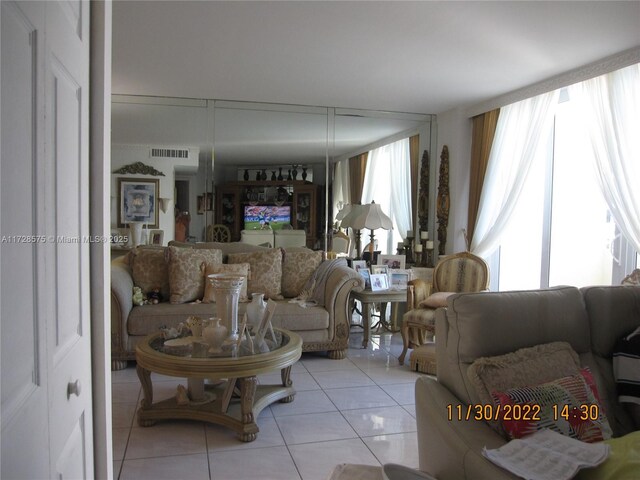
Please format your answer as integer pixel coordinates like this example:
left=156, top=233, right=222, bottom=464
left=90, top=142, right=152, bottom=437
left=398, top=251, right=489, bottom=365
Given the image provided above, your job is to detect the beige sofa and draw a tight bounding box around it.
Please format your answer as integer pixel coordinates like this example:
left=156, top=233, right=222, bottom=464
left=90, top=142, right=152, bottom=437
left=415, top=285, right=640, bottom=480
left=111, top=242, right=364, bottom=370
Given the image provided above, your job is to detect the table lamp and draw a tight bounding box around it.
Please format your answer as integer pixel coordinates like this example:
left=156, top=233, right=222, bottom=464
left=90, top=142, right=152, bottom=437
left=339, top=204, right=363, bottom=257
left=335, top=203, right=352, bottom=232
left=341, top=201, right=392, bottom=262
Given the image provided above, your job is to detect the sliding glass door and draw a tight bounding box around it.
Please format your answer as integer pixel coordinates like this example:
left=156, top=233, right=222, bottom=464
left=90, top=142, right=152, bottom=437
left=497, top=92, right=634, bottom=291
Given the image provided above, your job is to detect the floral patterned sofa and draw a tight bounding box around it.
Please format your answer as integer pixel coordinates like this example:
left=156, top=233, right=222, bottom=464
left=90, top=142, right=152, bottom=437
left=110, top=242, right=363, bottom=370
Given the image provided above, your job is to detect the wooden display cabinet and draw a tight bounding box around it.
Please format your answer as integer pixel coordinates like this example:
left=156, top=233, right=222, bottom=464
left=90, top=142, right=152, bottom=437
left=215, top=180, right=320, bottom=247
left=215, top=184, right=243, bottom=241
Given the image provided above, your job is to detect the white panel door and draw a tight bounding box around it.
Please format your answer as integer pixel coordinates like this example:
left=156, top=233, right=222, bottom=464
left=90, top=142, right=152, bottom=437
left=1, top=2, right=50, bottom=477
left=1, top=1, right=93, bottom=478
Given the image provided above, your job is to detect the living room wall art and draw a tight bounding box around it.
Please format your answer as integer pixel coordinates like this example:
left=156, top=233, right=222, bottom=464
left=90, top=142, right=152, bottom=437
left=437, top=145, right=450, bottom=256
left=117, top=177, right=160, bottom=228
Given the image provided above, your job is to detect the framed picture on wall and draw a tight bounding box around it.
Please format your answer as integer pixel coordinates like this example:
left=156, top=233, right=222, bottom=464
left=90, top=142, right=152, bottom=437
left=117, top=177, right=159, bottom=228
left=197, top=193, right=213, bottom=214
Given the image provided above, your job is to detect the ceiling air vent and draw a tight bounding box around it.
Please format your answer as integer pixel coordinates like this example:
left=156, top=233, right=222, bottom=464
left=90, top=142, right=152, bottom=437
left=150, top=147, right=190, bottom=159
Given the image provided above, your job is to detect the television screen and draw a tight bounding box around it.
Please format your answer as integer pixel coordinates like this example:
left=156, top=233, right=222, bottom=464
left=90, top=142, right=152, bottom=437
left=243, top=205, right=291, bottom=230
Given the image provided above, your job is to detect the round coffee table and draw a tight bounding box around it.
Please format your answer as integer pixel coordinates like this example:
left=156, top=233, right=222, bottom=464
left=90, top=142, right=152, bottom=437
left=135, top=328, right=302, bottom=441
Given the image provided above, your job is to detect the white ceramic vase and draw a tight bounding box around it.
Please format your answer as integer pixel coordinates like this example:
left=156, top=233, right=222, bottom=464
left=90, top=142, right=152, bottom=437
left=128, top=221, right=145, bottom=246
left=202, top=317, right=227, bottom=353
left=246, top=293, right=267, bottom=331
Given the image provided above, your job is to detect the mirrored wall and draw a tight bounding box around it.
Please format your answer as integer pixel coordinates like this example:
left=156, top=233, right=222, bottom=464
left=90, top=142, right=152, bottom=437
left=111, top=96, right=435, bottom=249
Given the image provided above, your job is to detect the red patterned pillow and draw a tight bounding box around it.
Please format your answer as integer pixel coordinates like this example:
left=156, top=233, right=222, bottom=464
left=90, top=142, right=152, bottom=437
left=491, top=368, right=612, bottom=443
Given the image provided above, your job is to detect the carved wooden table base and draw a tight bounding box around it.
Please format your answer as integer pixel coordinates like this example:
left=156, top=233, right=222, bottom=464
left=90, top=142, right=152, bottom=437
left=135, top=329, right=301, bottom=442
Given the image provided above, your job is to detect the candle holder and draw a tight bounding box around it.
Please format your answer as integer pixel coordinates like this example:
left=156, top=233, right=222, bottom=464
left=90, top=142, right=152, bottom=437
left=425, top=243, right=435, bottom=268
left=420, top=239, right=428, bottom=267
left=405, top=233, right=415, bottom=264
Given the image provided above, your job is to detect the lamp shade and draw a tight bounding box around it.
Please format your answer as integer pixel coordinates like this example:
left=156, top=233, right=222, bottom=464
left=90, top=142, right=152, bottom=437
left=340, top=201, right=392, bottom=231
left=335, top=203, right=352, bottom=221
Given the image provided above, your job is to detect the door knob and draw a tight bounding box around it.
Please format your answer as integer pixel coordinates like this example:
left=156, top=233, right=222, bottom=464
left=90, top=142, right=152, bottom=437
left=67, top=379, right=81, bottom=398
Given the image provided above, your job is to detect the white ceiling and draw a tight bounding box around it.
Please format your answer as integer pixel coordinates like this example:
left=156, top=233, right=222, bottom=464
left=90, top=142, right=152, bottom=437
left=112, top=1, right=640, bottom=115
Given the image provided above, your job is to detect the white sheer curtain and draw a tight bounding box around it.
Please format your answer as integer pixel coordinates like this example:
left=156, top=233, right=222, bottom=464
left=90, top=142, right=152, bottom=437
left=471, top=90, right=560, bottom=258
left=568, top=63, right=640, bottom=253
left=332, top=158, right=351, bottom=226
left=361, top=138, right=411, bottom=254
left=332, top=159, right=355, bottom=255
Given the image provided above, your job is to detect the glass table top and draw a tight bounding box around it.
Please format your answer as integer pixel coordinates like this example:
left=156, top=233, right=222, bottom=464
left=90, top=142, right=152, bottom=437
left=150, top=329, right=289, bottom=359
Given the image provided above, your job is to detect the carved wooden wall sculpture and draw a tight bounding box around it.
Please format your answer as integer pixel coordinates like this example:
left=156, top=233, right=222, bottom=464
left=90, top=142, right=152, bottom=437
left=418, top=150, right=430, bottom=233
left=437, top=146, right=450, bottom=256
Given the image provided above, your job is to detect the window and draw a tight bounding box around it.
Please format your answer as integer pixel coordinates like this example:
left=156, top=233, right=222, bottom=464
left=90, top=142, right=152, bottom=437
left=361, top=138, right=411, bottom=255
left=496, top=91, right=636, bottom=290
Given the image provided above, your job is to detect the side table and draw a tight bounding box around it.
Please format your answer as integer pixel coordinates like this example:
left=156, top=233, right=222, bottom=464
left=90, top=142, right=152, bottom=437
left=350, top=288, right=407, bottom=348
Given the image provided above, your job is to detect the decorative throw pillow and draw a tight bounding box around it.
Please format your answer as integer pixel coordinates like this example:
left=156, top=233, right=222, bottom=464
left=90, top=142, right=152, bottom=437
left=129, top=247, right=170, bottom=299
left=467, top=342, right=582, bottom=408
left=418, top=291, right=455, bottom=308
left=202, top=262, right=251, bottom=303
left=492, top=368, right=613, bottom=443
left=281, top=249, right=323, bottom=298
left=467, top=341, right=582, bottom=432
left=166, top=246, right=223, bottom=304
left=227, top=249, right=283, bottom=299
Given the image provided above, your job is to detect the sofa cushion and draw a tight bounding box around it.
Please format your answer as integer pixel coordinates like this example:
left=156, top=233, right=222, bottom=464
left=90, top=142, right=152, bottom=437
left=437, top=287, right=591, bottom=409
left=492, top=368, right=612, bottom=443
left=129, top=246, right=170, bottom=299
left=166, top=246, right=223, bottom=304
left=202, top=262, right=250, bottom=303
left=268, top=300, right=329, bottom=332
left=228, top=249, right=283, bottom=299
left=581, top=285, right=640, bottom=437
left=127, top=298, right=329, bottom=336
left=128, top=302, right=216, bottom=335
left=419, top=291, right=455, bottom=308
left=168, top=240, right=270, bottom=262
left=281, top=248, right=323, bottom=298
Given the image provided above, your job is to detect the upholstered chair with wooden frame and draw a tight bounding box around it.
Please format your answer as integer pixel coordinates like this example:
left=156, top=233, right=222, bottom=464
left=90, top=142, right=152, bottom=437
left=398, top=251, right=489, bottom=365
left=206, top=224, right=231, bottom=242
left=331, top=230, right=351, bottom=255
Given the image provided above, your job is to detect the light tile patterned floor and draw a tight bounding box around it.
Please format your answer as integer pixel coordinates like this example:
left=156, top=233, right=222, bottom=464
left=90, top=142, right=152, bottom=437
left=112, top=327, right=432, bottom=480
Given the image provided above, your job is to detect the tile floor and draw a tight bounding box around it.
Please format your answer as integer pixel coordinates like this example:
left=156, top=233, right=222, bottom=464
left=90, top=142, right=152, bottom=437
left=112, top=326, right=432, bottom=480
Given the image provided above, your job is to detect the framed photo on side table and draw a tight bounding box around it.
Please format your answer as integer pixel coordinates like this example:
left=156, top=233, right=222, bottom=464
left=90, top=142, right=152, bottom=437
left=358, top=268, right=371, bottom=289
left=148, top=229, right=164, bottom=245
left=371, top=265, right=389, bottom=276
left=352, top=260, right=368, bottom=272
left=370, top=273, right=389, bottom=292
left=390, top=271, right=410, bottom=290
left=378, top=254, right=406, bottom=270
left=118, top=177, right=160, bottom=228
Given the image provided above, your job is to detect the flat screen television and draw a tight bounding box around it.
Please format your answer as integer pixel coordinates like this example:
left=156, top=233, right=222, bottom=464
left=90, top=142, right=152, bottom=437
left=243, top=205, right=291, bottom=230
